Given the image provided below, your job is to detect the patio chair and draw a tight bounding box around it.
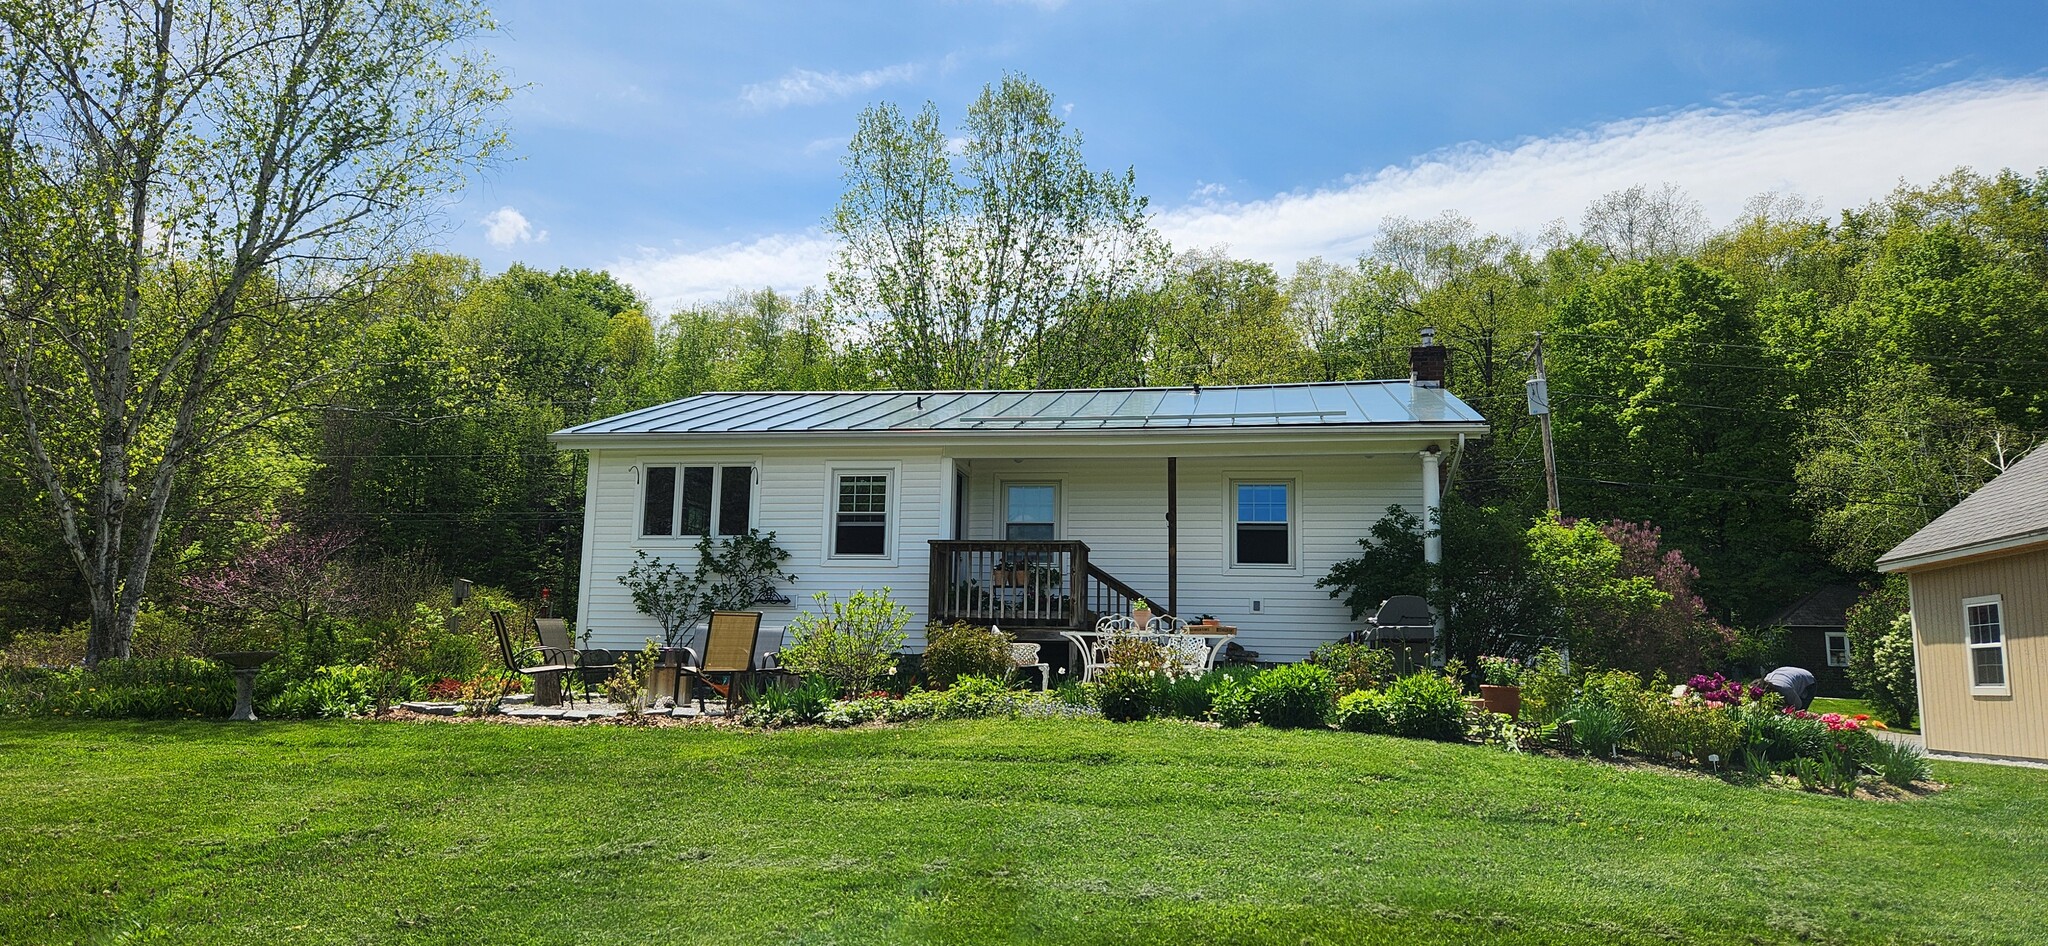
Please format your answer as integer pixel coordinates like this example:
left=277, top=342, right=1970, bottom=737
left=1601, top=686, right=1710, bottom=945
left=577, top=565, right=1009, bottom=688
left=1008, top=640, right=1051, bottom=690
left=673, top=611, right=764, bottom=714
left=533, top=617, right=615, bottom=698
left=1062, top=613, right=1138, bottom=683
left=492, top=611, right=577, bottom=707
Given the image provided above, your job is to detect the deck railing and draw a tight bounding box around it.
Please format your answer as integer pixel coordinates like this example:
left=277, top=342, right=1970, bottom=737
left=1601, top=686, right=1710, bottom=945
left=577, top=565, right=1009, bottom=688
left=928, top=540, right=1163, bottom=630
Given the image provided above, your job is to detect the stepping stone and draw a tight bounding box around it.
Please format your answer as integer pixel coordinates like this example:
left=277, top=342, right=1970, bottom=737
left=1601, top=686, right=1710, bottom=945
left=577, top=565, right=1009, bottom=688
left=399, top=701, right=463, bottom=716
left=503, top=707, right=566, bottom=719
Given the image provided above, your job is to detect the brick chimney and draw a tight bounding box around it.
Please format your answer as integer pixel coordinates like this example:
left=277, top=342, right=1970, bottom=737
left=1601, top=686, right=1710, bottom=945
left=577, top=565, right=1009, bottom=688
left=1410, top=327, right=1446, bottom=388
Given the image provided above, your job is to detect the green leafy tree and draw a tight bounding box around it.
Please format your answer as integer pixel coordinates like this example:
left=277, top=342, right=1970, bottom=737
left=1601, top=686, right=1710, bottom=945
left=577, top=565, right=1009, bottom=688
left=0, top=0, right=508, bottom=664
left=829, top=74, right=1167, bottom=388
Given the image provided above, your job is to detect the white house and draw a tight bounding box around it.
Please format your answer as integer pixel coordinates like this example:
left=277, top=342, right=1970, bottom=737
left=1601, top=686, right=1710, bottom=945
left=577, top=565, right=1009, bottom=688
left=549, top=347, right=1487, bottom=664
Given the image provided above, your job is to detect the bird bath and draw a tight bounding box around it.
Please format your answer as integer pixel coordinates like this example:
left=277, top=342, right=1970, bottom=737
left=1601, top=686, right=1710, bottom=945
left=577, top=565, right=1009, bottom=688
left=213, top=651, right=277, bottom=721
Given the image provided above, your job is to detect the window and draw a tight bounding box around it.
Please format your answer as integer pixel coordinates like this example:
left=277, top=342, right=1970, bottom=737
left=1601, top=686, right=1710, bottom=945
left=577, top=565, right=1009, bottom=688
left=1965, top=595, right=2007, bottom=692
left=1232, top=481, right=1292, bottom=566
left=1003, top=483, right=1058, bottom=541
left=833, top=473, right=890, bottom=557
left=641, top=465, right=755, bottom=538
left=1825, top=631, right=1850, bottom=668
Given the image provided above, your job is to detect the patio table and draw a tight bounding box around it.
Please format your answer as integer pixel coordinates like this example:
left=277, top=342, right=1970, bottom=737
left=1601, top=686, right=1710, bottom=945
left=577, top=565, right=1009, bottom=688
left=1060, top=626, right=1237, bottom=681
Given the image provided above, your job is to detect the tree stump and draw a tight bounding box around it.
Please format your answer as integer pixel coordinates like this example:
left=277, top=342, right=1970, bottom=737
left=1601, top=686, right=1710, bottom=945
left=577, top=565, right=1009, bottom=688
left=532, top=670, right=563, bottom=707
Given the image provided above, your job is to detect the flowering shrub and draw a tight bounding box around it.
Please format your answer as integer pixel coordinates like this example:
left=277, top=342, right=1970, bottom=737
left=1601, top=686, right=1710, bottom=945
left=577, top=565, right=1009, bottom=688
left=776, top=589, right=911, bottom=697
left=1477, top=655, right=1524, bottom=687
left=1680, top=673, right=1764, bottom=708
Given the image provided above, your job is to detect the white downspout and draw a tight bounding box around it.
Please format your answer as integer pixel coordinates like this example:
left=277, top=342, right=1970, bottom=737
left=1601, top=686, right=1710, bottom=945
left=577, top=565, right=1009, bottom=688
left=1420, top=448, right=1443, bottom=566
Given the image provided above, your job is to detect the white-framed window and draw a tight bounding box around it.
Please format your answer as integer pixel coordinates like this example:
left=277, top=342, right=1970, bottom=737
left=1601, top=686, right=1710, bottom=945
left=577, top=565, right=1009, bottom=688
left=1965, top=594, right=2008, bottom=693
left=1002, top=482, right=1059, bottom=541
left=641, top=464, right=756, bottom=538
left=1230, top=479, right=1294, bottom=567
left=831, top=470, right=893, bottom=558
left=1824, top=631, right=1850, bottom=668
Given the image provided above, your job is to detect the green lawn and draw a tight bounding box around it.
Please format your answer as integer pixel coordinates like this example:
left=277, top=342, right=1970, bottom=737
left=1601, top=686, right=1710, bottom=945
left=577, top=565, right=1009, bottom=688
left=4, top=718, right=2042, bottom=945
left=1809, top=697, right=1918, bottom=733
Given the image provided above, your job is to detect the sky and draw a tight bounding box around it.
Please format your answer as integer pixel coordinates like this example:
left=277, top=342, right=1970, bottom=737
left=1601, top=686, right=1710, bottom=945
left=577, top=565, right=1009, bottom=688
left=445, top=1, right=2048, bottom=312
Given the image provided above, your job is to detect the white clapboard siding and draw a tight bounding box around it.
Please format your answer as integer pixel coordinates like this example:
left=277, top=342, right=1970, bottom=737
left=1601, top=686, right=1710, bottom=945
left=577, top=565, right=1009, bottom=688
left=576, top=445, right=948, bottom=651
left=961, top=454, right=1423, bottom=661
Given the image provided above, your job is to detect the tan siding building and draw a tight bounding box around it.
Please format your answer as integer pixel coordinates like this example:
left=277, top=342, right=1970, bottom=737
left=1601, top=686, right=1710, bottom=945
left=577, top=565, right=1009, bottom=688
left=1878, top=446, right=2048, bottom=763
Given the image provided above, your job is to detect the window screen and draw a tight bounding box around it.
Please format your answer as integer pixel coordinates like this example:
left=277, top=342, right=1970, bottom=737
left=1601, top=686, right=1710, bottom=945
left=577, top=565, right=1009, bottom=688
left=642, top=466, right=676, bottom=536
left=1234, top=483, right=1290, bottom=566
left=1004, top=484, right=1057, bottom=541
left=834, top=474, right=889, bottom=556
left=718, top=466, right=754, bottom=536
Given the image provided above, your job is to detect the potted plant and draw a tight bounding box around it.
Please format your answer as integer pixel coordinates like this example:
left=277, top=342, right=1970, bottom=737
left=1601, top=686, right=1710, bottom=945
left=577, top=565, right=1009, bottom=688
left=991, top=558, right=1030, bottom=588
left=1477, top=655, right=1523, bottom=719
left=1132, top=598, right=1154, bottom=629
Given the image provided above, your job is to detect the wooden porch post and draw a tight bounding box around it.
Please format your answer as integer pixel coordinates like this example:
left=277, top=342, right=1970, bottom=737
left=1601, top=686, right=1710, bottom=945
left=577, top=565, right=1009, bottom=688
left=1166, top=456, right=1178, bottom=616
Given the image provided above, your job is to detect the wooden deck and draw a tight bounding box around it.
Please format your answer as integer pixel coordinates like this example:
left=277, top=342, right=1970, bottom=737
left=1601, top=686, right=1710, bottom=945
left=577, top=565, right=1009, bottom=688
left=927, top=539, right=1162, bottom=632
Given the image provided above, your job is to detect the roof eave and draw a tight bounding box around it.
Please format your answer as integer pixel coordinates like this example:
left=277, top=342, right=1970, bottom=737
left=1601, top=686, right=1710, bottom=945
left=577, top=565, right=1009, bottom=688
left=1876, top=529, right=2048, bottom=573
left=547, top=421, right=1490, bottom=450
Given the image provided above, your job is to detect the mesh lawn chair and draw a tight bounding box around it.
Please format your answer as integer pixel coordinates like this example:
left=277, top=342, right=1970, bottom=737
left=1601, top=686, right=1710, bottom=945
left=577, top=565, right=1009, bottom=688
left=532, top=617, right=615, bottom=698
left=492, top=611, right=577, bottom=707
left=674, top=611, right=764, bottom=714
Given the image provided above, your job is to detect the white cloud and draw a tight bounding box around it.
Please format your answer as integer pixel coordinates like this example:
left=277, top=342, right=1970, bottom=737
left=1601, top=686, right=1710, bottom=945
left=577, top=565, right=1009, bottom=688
left=610, top=232, right=840, bottom=313
left=740, top=63, right=919, bottom=110
left=481, top=206, right=547, bottom=246
left=1155, top=78, right=2048, bottom=266
left=607, top=78, right=2048, bottom=309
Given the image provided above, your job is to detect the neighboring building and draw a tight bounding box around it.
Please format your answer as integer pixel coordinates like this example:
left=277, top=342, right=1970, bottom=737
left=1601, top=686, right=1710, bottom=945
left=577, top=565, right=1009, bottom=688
left=549, top=349, right=1487, bottom=664
left=1877, top=445, right=2048, bottom=763
left=1765, top=583, right=1863, bottom=697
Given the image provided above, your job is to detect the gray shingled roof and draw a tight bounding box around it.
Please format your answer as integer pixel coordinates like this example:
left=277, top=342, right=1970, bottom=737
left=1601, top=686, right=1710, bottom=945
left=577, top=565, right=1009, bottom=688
left=1878, top=444, right=2048, bottom=569
left=552, top=381, right=1486, bottom=439
left=1766, top=583, right=1863, bottom=629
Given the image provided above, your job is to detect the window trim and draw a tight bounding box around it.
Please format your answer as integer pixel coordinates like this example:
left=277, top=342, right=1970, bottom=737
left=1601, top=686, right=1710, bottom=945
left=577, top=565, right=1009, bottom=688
left=999, top=479, right=1062, bottom=542
left=635, top=459, right=761, bottom=541
left=1964, top=594, right=2009, bottom=696
left=1824, top=631, right=1850, bottom=668
left=1226, top=475, right=1301, bottom=573
left=826, top=465, right=899, bottom=564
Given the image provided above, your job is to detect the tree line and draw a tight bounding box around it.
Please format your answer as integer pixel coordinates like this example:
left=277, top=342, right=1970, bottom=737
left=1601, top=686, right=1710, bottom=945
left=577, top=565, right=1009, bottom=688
left=2, top=46, right=2042, bottom=664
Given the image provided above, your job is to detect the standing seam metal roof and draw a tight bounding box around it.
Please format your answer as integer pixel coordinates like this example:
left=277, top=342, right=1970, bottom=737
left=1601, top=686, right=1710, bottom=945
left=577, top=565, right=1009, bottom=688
left=552, top=380, right=1485, bottom=437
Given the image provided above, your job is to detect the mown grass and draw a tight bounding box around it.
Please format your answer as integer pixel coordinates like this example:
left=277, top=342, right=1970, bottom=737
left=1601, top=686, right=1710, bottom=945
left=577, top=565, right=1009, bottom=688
left=3, top=717, right=2042, bottom=945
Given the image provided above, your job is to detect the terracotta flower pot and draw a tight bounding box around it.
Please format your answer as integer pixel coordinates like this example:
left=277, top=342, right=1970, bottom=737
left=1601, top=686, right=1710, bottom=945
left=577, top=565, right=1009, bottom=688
left=1133, top=607, right=1153, bottom=629
left=1479, top=684, right=1522, bottom=719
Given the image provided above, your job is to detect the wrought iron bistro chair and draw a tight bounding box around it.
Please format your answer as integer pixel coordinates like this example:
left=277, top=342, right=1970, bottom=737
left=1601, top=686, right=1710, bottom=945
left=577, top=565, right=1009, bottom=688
left=491, top=611, right=577, bottom=707
left=1146, top=615, right=1228, bottom=677
left=1008, top=640, right=1051, bottom=691
left=1061, top=614, right=1138, bottom=683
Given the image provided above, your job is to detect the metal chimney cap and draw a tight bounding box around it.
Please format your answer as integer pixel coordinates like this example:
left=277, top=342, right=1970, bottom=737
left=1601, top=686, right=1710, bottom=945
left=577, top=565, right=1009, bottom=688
left=1420, top=326, right=1437, bottom=346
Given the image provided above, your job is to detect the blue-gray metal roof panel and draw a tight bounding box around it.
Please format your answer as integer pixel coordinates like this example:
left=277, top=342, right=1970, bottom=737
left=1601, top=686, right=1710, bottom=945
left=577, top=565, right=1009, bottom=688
left=553, top=380, right=1486, bottom=438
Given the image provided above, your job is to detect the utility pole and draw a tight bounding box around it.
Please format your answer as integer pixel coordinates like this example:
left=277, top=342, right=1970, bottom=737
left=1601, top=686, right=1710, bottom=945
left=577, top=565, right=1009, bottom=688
left=1528, top=333, right=1561, bottom=513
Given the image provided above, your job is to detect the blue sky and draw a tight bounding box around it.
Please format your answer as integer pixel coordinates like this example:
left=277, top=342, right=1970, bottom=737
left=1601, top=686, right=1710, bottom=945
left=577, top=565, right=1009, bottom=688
left=448, top=1, right=2048, bottom=310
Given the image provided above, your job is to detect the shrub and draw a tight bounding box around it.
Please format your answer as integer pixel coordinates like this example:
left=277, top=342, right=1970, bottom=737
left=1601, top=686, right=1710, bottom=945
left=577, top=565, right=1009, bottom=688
left=1207, top=675, right=1253, bottom=728
left=0, top=657, right=234, bottom=719
left=1307, top=641, right=1394, bottom=692
left=1381, top=672, right=1466, bottom=741
left=921, top=622, right=1014, bottom=687
left=1247, top=663, right=1336, bottom=729
left=1334, top=688, right=1394, bottom=734
left=1097, top=667, right=1159, bottom=722
left=1867, top=738, right=1932, bottom=787
left=776, top=589, right=911, bottom=697
left=1860, top=615, right=1920, bottom=728
left=1477, top=655, right=1524, bottom=687
left=1519, top=649, right=1574, bottom=725
left=1844, top=577, right=1917, bottom=728
left=265, top=664, right=414, bottom=719
left=1563, top=699, right=1630, bottom=756
left=603, top=641, right=661, bottom=715
left=746, top=675, right=837, bottom=727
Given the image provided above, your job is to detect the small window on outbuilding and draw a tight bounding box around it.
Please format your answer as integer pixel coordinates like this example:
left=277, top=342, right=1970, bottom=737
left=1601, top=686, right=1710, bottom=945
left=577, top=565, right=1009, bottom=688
left=1965, top=596, right=2007, bottom=692
left=1824, top=631, right=1850, bottom=668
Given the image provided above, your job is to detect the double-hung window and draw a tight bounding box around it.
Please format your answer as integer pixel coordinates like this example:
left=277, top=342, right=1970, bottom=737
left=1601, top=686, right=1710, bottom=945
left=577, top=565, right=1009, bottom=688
left=833, top=472, right=891, bottom=557
left=1232, top=481, right=1293, bottom=567
left=641, top=464, right=755, bottom=538
left=1965, top=595, right=2007, bottom=692
left=1824, top=631, right=1850, bottom=668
